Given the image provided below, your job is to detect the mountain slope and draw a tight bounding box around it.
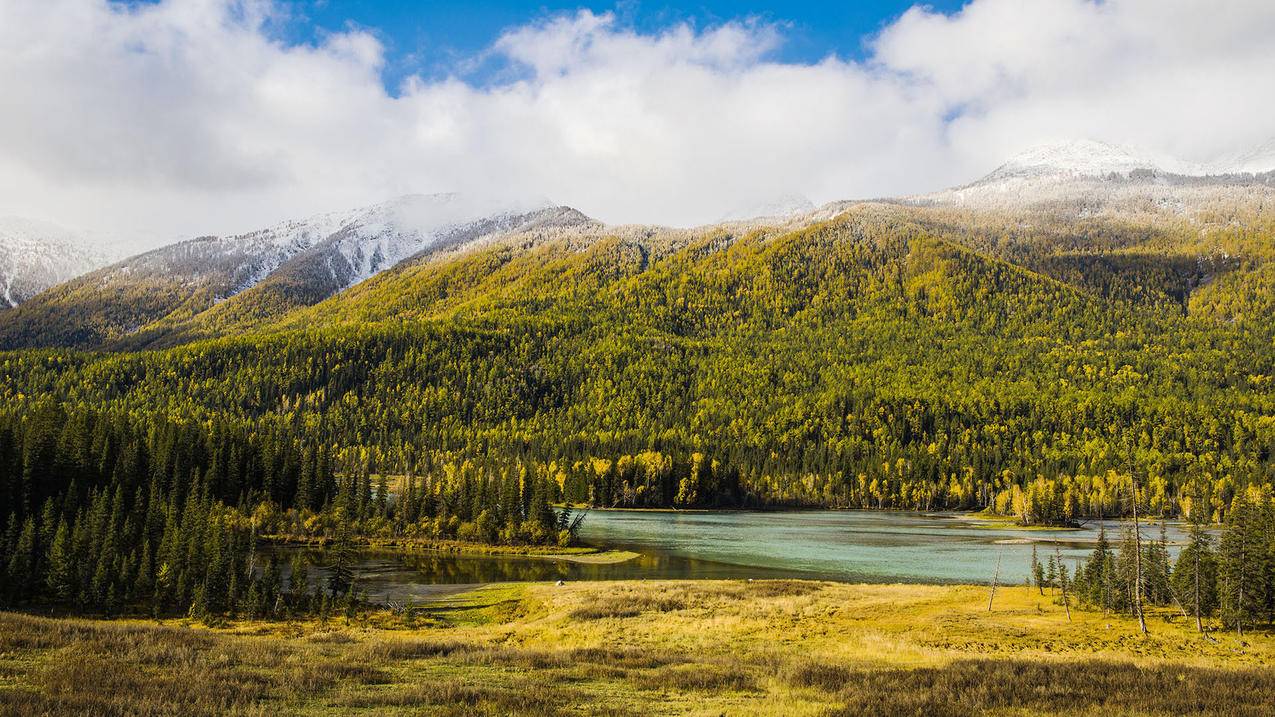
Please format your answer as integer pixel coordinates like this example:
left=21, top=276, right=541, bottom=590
left=0, top=217, right=112, bottom=308
left=0, top=207, right=1269, bottom=516
left=0, top=195, right=593, bottom=349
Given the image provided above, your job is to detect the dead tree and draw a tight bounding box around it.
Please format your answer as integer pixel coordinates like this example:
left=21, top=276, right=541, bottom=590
left=1130, top=469, right=1148, bottom=635
left=1055, top=545, right=1071, bottom=622
left=988, top=548, right=1003, bottom=612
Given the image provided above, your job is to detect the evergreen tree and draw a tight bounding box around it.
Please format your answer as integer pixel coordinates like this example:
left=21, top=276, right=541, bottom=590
left=1218, top=492, right=1267, bottom=635
left=5, top=517, right=36, bottom=604
left=45, top=519, right=74, bottom=601
left=1173, top=512, right=1218, bottom=632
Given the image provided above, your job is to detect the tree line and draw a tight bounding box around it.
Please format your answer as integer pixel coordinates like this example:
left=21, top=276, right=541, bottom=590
left=0, top=407, right=575, bottom=619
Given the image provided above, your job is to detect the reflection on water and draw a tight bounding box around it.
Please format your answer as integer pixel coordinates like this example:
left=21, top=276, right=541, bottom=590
left=267, top=548, right=805, bottom=604
left=274, top=510, right=1194, bottom=603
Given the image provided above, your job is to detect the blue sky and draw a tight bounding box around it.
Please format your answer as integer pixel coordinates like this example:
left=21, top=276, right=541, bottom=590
left=286, top=0, right=966, bottom=91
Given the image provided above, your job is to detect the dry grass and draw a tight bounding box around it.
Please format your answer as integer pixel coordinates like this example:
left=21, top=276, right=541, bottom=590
left=1, top=580, right=1273, bottom=716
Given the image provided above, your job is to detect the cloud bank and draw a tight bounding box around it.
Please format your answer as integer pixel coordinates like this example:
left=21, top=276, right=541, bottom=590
left=1, top=0, right=1274, bottom=244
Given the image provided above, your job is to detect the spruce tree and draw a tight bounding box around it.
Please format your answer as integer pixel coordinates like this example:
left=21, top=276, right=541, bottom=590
left=5, top=517, right=36, bottom=603
left=1218, top=492, right=1265, bottom=636
left=45, top=519, right=74, bottom=601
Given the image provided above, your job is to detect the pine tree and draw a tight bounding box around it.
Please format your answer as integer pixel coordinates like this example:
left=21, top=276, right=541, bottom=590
left=327, top=529, right=355, bottom=598
left=5, top=517, right=36, bottom=603
left=1143, top=522, right=1173, bottom=606
left=45, top=518, right=75, bottom=601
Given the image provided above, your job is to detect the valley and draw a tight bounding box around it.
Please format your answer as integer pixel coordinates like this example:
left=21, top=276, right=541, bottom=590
left=2, top=140, right=1273, bottom=715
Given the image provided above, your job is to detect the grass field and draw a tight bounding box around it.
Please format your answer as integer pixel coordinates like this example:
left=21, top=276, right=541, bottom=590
left=2, top=581, right=1272, bottom=716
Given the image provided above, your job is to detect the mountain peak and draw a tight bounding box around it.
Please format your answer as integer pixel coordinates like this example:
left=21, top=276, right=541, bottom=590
left=982, top=140, right=1172, bottom=182
left=0, top=216, right=115, bottom=307
left=719, top=194, right=817, bottom=223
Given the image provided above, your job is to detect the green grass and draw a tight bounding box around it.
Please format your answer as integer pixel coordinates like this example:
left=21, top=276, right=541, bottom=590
left=1, top=581, right=1272, bottom=715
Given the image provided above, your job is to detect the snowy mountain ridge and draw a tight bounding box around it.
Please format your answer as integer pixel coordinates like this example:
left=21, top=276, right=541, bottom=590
left=718, top=194, right=817, bottom=223
left=0, top=216, right=114, bottom=307
left=106, top=193, right=561, bottom=301
left=0, top=193, right=588, bottom=349
left=978, top=139, right=1275, bottom=185
left=910, top=138, right=1275, bottom=218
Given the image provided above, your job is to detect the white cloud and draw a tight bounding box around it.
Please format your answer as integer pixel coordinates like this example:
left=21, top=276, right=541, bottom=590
left=0, top=0, right=1273, bottom=246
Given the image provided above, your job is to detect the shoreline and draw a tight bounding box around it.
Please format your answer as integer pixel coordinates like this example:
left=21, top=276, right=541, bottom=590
left=258, top=534, right=641, bottom=564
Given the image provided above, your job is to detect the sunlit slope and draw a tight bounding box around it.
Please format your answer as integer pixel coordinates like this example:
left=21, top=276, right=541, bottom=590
left=2, top=209, right=1268, bottom=507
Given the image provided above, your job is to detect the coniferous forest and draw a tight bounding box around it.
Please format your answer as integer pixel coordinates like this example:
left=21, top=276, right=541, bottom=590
left=1, top=205, right=1273, bottom=623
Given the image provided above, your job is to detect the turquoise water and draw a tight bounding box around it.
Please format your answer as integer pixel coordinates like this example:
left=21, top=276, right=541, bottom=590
left=296, top=510, right=1187, bottom=603
left=578, top=510, right=1186, bottom=584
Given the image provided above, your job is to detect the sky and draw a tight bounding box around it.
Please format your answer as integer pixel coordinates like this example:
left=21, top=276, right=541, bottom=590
left=2, top=0, right=1274, bottom=248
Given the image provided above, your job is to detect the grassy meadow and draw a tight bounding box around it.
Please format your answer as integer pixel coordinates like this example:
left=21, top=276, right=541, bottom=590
left=1, top=580, right=1273, bottom=716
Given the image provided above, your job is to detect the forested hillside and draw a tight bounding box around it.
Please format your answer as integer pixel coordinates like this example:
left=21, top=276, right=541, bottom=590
left=1, top=203, right=1271, bottom=529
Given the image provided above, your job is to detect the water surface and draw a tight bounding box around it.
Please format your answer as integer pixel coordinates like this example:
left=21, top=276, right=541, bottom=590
left=286, top=510, right=1188, bottom=603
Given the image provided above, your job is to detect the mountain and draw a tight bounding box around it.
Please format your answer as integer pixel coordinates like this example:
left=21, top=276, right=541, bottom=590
left=976, top=140, right=1182, bottom=181
left=972, top=139, right=1275, bottom=183
left=0, top=194, right=595, bottom=349
left=718, top=194, right=817, bottom=223
left=0, top=217, right=112, bottom=309
left=913, top=140, right=1275, bottom=223
left=0, top=142, right=1271, bottom=519
left=1, top=199, right=1270, bottom=517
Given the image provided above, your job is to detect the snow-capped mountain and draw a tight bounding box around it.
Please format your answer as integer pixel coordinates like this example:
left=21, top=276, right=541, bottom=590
left=963, top=138, right=1275, bottom=188
left=1212, top=137, right=1275, bottom=175
left=979, top=140, right=1181, bottom=182
left=914, top=139, right=1275, bottom=217
left=99, top=193, right=564, bottom=298
left=0, top=194, right=593, bottom=349
left=719, top=194, right=817, bottom=223
left=0, top=217, right=114, bottom=308
left=264, top=193, right=570, bottom=294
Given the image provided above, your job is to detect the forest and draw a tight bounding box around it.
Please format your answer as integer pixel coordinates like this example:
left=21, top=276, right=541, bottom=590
left=0, top=407, right=572, bottom=617
left=1, top=209, right=1271, bottom=512
left=0, top=205, right=1273, bottom=620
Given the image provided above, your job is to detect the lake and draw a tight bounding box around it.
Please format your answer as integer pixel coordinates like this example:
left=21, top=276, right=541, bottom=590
left=285, top=510, right=1190, bottom=604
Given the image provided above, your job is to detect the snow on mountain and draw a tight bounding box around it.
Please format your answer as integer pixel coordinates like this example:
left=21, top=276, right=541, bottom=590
left=1212, top=137, right=1275, bottom=175
left=718, top=194, right=817, bottom=223
left=0, top=193, right=594, bottom=349
left=306, top=193, right=559, bottom=289
left=912, top=139, right=1275, bottom=218
left=0, top=217, right=113, bottom=307
left=104, top=193, right=562, bottom=301
left=980, top=140, right=1172, bottom=181
left=972, top=139, right=1275, bottom=186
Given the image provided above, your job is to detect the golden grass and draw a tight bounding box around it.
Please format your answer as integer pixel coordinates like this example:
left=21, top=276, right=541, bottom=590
left=1, top=581, right=1272, bottom=716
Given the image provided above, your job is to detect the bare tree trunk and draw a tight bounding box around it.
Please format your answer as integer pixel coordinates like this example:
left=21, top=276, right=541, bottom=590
left=1131, top=470, right=1148, bottom=635
left=1056, top=545, right=1071, bottom=622
left=1237, top=581, right=1244, bottom=637
left=988, top=549, right=1002, bottom=612
left=1194, top=542, right=1203, bottom=633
